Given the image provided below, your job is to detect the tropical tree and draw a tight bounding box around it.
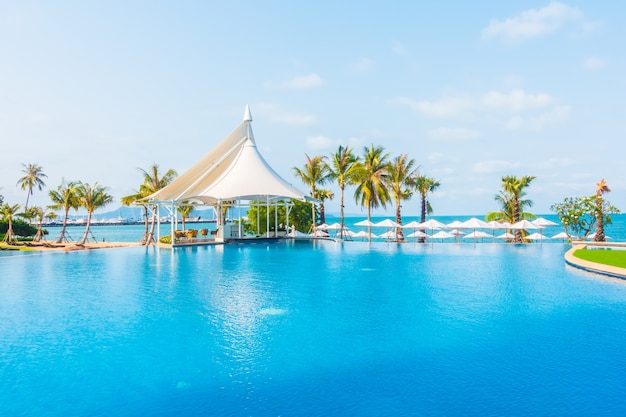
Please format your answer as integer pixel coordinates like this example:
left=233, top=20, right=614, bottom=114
left=594, top=179, right=611, bottom=242
left=414, top=175, right=441, bottom=243
left=17, top=163, right=47, bottom=210
left=292, top=154, right=330, bottom=234
left=486, top=175, right=536, bottom=243
left=49, top=180, right=79, bottom=243
left=551, top=194, right=620, bottom=241
left=386, top=154, right=419, bottom=241
left=74, top=182, right=114, bottom=245
left=244, top=199, right=312, bottom=236
left=314, top=188, right=334, bottom=226
left=353, top=145, right=390, bottom=239
left=177, top=202, right=195, bottom=231
left=326, top=145, right=359, bottom=238
left=133, top=164, right=177, bottom=245
left=26, top=206, right=56, bottom=242
left=1, top=203, right=21, bottom=243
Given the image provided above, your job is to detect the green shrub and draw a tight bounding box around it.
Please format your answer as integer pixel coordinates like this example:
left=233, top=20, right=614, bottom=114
left=159, top=235, right=172, bottom=244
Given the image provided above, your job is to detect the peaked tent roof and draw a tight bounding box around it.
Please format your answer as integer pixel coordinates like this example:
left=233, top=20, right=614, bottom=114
left=147, top=106, right=310, bottom=204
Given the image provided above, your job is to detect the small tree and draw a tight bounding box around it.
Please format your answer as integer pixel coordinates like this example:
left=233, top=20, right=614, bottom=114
left=74, top=182, right=114, bottom=245
left=551, top=195, right=620, bottom=241
left=1, top=203, right=22, bottom=243
left=244, top=200, right=312, bottom=236
left=177, top=202, right=195, bottom=231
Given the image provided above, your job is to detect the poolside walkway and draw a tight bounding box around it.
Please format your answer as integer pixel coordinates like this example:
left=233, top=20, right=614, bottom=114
left=565, top=241, right=626, bottom=279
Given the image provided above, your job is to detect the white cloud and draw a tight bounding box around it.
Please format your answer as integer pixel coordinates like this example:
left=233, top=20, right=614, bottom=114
left=482, top=2, right=583, bottom=44
left=254, top=103, right=316, bottom=126
left=305, top=135, right=364, bottom=151
left=428, top=127, right=482, bottom=141
left=392, top=88, right=569, bottom=131
left=583, top=56, right=607, bottom=70
left=428, top=152, right=444, bottom=163
left=305, top=135, right=336, bottom=150
left=390, top=96, right=473, bottom=119
left=265, top=73, right=325, bottom=90
left=482, top=89, right=554, bottom=112
left=352, top=58, right=375, bottom=73
left=392, top=41, right=407, bottom=56
left=473, top=160, right=521, bottom=174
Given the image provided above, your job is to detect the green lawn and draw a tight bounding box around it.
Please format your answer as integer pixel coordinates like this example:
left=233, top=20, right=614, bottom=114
left=573, top=249, right=626, bottom=269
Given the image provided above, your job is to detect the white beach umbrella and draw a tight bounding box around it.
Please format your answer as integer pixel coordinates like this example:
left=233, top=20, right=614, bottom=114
left=496, top=232, right=515, bottom=240
left=353, top=230, right=370, bottom=239
left=419, top=219, right=447, bottom=229
left=379, top=230, right=398, bottom=240
left=488, top=220, right=512, bottom=229
left=551, top=232, right=571, bottom=240
left=460, top=218, right=491, bottom=229
left=373, top=219, right=402, bottom=228
left=510, top=220, right=541, bottom=230
left=446, top=220, right=465, bottom=229
left=406, top=230, right=428, bottom=238
left=532, top=217, right=558, bottom=228
left=449, top=229, right=465, bottom=236
left=525, top=232, right=545, bottom=240
left=324, top=222, right=343, bottom=230
left=431, top=230, right=455, bottom=239
left=354, top=219, right=375, bottom=227
left=463, top=230, right=491, bottom=240
left=402, top=220, right=422, bottom=229
left=317, top=223, right=330, bottom=230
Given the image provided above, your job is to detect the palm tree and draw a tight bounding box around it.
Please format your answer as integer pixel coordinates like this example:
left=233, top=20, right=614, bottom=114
left=1, top=203, right=21, bottom=243
left=326, top=145, right=359, bottom=238
left=414, top=175, right=441, bottom=243
left=486, top=175, right=536, bottom=243
left=353, top=145, right=391, bottom=239
left=314, top=188, right=334, bottom=226
left=27, top=206, right=56, bottom=242
left=74, top=182, right=114, bottom=245
left=177, top=202, right=195, bottom=231
left=386, top=154, right=419, bottom=241
left=292, top=154, right=330, bottom=234
left=17, top=163, right=47, bottom=210
left=135, top=164, right=178, bottom=245
left=594, top=179, right=611, bottom=242
left=49, top=180, right=79, bottom=243
left=121, top=185, right=152, bottom=242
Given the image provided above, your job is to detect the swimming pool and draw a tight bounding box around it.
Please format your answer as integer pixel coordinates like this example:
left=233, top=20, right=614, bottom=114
left=2, top=241, right=626, bottom=416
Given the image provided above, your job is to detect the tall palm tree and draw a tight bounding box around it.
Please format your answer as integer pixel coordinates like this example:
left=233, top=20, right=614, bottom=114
left=292, top=154, right=330, bottom=234
left=353, top=145, right=390, bottom=239
left=135, top=164, right=178, bottom=245
left=486, top=175, right=536, bottom=243
left=121, top=185, right=152, bottom=242
left=386, top=154, right=419, bottom=241
left=49, top=180, right=79, bottom=243
left=314, top=188, right=334, bottom=226
left=74, top=182, right=114, bottom=245
left=326, top=145, right=359, bottom=238
left=1, top=203, right=21, bottom=243
left=17, top=163, right=47, bottom=210
left=594, top=178, right=611, bottom=242
left=414, top=175, right=441, bottom=243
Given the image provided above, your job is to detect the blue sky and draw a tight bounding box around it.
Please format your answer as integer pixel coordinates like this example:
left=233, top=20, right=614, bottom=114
left=1, top=1, right=624, bottom=217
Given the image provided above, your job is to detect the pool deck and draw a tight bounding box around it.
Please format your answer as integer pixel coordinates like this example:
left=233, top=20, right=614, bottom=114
left=565, top=241, right=626, bottom=279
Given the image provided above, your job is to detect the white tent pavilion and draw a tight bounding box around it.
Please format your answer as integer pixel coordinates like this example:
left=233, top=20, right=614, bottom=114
left=146, top=105, right=312, bottom=242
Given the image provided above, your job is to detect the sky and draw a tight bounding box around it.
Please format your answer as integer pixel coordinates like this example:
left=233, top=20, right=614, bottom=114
left=1, top=1, right=625, bottom=217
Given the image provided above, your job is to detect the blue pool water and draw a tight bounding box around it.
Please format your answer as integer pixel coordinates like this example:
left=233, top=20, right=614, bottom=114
left=2, top=241, right=626, bottom=416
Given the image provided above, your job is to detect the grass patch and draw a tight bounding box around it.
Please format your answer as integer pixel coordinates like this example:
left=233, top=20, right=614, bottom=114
left=573, top=249, right=626, bottom=269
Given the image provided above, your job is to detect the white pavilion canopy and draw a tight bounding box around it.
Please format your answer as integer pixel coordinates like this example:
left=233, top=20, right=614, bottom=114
left=147, top=105, right=310, bottom=205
